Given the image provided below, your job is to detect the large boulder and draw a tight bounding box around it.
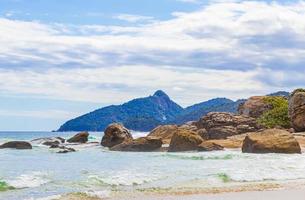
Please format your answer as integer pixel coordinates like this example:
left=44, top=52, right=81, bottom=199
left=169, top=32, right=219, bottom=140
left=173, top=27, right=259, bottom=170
left=289, top=89, right=305, bottom=132
left=67, top=132, right=89, bottom=143
left=101, top=123, right=133, bottom=148
left=242, top=129, right=301, bottom=154
left=195, top=112, right=260, bottom=139
left=110, top=137, right=162, bottom=152
left=238, top=96, right=273, bottom=118
left=148, top=125, right=178, bottom=144
left=168, top=128, right=203, bottom=152
left=0, top=141, right=32, bottom=149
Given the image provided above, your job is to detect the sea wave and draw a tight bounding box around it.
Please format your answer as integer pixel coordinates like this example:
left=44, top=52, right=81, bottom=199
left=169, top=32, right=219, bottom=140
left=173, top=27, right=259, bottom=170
left=85, top=190, right=111, bottom=198
left=6, top=172, right=50, bottom=189
left=157, top=153, right=234, bottom=160
left=25, top=195, right=62, bottom=200
left=87, top=171, right=162, bottom=186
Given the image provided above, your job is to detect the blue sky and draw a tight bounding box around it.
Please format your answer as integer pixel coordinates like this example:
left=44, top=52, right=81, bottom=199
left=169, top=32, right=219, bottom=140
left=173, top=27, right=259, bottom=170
left=0, top=0, right=305, bottom=131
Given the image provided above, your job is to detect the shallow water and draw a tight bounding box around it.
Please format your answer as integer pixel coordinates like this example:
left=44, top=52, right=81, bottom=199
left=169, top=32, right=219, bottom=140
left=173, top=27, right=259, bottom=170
left=0, top=131, right=305, bottom=200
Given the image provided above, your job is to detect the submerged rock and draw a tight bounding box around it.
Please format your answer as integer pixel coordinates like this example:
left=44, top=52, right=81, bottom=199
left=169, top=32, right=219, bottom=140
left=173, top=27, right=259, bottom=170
left=67, top=132, right=89, bottom=143
left=0, top=141, right=32, bottom=150
left=242, top=129, right=301, bottom=154
left=101, top=123, right=133, bottom=148
left=110, top=137, right=162, bottom=152
left=168, top=128, right=203, bottom=152
left=238, top=96, right=273, bottom=118
left=56, top=146, right=76, bottom=154
left=289, top=89, right=305, bottom=132
left=32, top=137, right=65, bottom=146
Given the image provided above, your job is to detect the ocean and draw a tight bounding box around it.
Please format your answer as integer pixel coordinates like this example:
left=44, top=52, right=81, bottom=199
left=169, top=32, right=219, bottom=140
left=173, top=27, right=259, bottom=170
left=1, top=131, right=305, bottom=200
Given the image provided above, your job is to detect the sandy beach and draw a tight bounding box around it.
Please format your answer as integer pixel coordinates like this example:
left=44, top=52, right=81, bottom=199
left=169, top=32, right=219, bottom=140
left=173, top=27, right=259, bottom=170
left=58, top=188, right=305, bottom=200
left=125, top=189, right=305, bottom=200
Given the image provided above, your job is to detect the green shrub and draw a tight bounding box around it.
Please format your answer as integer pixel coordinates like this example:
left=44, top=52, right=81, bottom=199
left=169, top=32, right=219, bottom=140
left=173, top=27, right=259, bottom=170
left=291, top=88, right=305, bottom=96
left=257, top=96, right=290, bottom=128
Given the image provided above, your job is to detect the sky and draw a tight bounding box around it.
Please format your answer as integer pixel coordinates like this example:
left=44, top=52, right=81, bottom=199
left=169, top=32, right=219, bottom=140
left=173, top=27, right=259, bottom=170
left=0, top=0, right=305, bottom=131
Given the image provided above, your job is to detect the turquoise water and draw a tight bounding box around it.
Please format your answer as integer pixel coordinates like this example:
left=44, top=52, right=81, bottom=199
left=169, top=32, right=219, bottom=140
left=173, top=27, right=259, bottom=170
left=1, top=132, right=305, bottom=200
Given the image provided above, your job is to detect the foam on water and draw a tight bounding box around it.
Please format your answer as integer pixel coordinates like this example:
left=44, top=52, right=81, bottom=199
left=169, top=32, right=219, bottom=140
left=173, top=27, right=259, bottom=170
left=85, top=190, right=111, bottom=198
left=158, top=153, right=234, bottom=160
left=25, top=195, right=62, bottom=200
left=6, top=172, right=50, bottom=189
left=87, top=170, right=163, bottom=186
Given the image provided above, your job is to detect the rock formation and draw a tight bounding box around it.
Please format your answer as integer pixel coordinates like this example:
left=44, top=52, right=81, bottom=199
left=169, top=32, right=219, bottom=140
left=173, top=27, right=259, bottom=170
left=194, top=112, right=260, bottom=139
left=289, top=89, right=305, bottom=132
left=148, top=125, right=178, bottom=144
left=168, top=128, right=203, bottom=152
left=242, top=129, right=301, bottom=154
left=197, top=141, right=224, bottom=151
left=110, top=137, right=162, bottom=152
left=101, top=123, right=133, bottom=147
left=238, top=96, right=272, bottom=118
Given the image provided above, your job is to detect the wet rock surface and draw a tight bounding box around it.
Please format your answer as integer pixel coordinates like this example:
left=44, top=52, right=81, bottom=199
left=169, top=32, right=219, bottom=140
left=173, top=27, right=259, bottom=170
left=101, top=123, right=133, bottom=147
left=242, top=129, right=301, bottom=154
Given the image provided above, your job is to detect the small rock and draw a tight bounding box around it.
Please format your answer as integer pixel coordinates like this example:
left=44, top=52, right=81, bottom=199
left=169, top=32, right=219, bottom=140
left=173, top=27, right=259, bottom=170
left=67, top=132, right=89, bottom=143
left=57, top=147, right=76, bottom=153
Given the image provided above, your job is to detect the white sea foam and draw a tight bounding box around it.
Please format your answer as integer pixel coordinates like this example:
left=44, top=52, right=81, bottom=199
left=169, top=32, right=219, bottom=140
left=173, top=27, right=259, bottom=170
left=85, top=190, right=111, bottom=198
left=88, top=170, right=162, bottom=186
left=25, top=195, right=62, bottom=200
left=7, top=172, right=50, bottom=189
left=131, top=131, right=149, bottom=138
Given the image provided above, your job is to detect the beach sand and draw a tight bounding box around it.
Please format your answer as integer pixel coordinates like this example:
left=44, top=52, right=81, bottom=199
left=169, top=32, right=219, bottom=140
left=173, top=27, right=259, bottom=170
left=124, top=189, right=305, bottom=200
left=59, top=181, right=305, bottom=200
left=59, top=189, right=305, bottom=200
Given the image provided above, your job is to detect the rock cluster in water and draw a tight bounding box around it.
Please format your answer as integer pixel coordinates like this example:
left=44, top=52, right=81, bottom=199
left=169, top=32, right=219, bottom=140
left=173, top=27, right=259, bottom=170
left=2, top=89, right=305, bottom=155
left=100, top=89, right=305, bottom=154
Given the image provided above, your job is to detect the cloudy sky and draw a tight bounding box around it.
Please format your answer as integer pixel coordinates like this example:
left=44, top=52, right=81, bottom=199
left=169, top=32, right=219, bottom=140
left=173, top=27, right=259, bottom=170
left=1, top=0, right=305, bottom=131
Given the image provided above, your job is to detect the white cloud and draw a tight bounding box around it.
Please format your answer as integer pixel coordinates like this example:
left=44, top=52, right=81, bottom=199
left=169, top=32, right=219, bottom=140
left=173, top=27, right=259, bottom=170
left=0, top=1, right=305, bottom=105
left=0, top=66, right=264, bottom=106
left=0, top=109, right=80, bottom=120
left=113, top=14, right=155, bottom=23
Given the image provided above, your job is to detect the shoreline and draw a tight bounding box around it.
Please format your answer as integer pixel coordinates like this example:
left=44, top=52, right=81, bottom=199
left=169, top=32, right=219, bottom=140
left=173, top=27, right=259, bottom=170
left=56, top=180, right=305, bottom=200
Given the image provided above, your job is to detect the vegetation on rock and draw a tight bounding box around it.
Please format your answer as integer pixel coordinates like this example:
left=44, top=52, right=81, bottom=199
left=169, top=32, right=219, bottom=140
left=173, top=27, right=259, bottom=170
left=291, top=88, right=305, bottom=96
left=257, top=96, right=290, bottom=128
left=0, top=181, right=14, bottom=192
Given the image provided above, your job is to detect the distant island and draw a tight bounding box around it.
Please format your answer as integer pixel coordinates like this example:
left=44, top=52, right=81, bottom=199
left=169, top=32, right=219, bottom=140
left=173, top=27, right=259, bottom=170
left=58, top=90, right=289, bottom=132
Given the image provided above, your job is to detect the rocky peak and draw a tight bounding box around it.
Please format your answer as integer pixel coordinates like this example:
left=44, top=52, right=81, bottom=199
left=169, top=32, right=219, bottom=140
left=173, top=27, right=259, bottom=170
left=153, top=90, right=169, bottom=99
